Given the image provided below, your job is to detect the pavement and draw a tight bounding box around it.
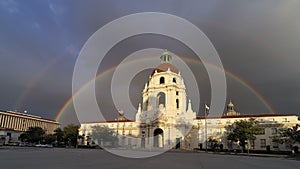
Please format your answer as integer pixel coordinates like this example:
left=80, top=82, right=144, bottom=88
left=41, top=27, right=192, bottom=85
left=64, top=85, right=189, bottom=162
left=0, top=147, right=299, bottom=169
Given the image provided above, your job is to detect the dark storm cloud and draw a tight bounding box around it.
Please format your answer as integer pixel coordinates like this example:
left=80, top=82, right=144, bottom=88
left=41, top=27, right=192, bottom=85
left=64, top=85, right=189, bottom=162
left=0, top=0, right=299, bottom=125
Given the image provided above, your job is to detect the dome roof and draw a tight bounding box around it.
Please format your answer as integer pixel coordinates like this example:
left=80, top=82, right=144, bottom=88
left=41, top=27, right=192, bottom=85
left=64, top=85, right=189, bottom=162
left=151, top=49, right=179, bottom=75
left=152, top=63, right=179, bottom=75
left=228, top=100, right=234, bottom=107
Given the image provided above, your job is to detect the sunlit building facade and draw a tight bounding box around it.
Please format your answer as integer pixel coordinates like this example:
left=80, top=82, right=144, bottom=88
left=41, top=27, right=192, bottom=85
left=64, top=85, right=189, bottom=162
left=0, top=110, right=60, bottom=144
left=80, top=51, right=300, bottom=151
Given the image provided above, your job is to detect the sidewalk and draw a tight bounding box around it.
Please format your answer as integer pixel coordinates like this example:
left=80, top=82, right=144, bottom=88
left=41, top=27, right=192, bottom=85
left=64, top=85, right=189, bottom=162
left=197, top=150, right=292, bottom=159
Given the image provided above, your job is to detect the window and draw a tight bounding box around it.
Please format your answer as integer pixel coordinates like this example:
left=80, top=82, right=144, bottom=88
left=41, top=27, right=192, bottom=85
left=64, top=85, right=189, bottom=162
left=176, top=99, right=179, bottom=109
left=159, top=77, right=165, bottom=84
left=173, top=78, right=176, bottom=83
left=157, top=92, right=166, bottom=107
left=260, top=139, right=266, bottom=148
left=208, top=129, right=212, bottom=135
left=272, top=140, right=279, bottom=148
left=271, top=128, right=277, bottom=135
left=176, top=91, right=179, bottom=96
left=282, top=118, right=289, bottom=122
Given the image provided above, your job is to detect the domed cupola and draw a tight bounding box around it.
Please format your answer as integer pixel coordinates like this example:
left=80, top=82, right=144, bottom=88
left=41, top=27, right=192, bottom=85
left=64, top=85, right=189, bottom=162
left=160, top=49, right=172, bottom=63
left=152, top=49, right=179, bottom=75
left=225, top=99, right=240, bottom=116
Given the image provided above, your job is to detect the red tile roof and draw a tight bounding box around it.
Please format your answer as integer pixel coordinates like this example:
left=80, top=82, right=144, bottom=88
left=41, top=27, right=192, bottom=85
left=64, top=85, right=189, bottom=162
left=152, top=63, right=179, bottom=75
left=196, top=113, right=295, bottom=119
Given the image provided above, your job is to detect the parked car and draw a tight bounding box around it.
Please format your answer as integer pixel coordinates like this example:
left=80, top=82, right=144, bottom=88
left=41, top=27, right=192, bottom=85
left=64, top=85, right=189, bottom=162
left=35, top=144, right=53, bottom=148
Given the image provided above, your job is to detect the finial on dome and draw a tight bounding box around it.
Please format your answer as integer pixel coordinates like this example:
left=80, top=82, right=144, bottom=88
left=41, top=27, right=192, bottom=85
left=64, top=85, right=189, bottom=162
left=160, top=49, right=172, bottom=64
left=228, top=99, right=234, bottom=107
left=138, top=103, right=141, bottom=113
left=187, top=99, right=192, bottom=111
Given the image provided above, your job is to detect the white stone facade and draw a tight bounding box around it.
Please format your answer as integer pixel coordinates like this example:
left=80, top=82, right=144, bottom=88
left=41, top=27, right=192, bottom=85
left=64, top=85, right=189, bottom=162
left=80, top=50, right=300, bottom=151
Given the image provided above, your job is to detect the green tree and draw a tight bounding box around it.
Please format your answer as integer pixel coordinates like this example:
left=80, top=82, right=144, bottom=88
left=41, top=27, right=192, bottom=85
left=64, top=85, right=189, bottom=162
left=208, top=137, right=219, bottom=151
left=54, top=128, right=64, bottom=143
left=19, top=127, right=45, bottom=144
left=44, top=134, right=56, bottom=144
left=63, top=124, right=80, bottom=147
left=90, top=125, right=118, bottom=147
left=226, top=118, right=263, bottom=152
left=274, top=124, right=300, bottom=148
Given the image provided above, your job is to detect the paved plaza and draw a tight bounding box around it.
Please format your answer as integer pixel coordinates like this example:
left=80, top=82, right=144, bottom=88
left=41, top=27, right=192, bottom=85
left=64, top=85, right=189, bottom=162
left=0, top=147, right=299, bottom=169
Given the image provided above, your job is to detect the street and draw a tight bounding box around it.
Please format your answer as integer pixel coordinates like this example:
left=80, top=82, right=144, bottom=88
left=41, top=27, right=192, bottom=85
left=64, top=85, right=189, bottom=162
left=0, top=147, right=299, bottom=169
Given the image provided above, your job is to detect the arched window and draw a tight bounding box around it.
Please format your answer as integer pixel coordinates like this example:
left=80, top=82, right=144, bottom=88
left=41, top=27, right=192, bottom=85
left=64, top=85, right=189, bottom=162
left=176, top=99, right=179, bottom=109
left=159, top=77, right=165, bottom=84
left=173, top=78, right=176, bottom=83
left=157, top=92, right=166, bottom=107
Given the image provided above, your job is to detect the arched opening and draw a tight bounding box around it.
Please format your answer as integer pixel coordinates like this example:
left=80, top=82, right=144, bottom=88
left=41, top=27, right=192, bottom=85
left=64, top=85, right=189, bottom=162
left=159, top=76, right=165, bottom=84
left=153, top=128, right=164, bottom=148
left=157, top=92, right=166, bottom=108
left=173, top=77, right=176, bottom=83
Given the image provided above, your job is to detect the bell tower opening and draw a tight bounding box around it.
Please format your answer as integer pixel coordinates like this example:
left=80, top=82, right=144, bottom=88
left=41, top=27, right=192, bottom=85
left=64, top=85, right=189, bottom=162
left=159, top=76, right=165, bottom=84
left=160, top=49, right=172, bottom=63
left=157, top=92, right=166, bottom=108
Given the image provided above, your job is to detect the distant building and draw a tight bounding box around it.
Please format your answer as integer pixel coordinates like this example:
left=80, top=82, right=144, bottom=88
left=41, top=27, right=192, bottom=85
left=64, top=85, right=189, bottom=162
left=0, top=109, right=60, bottom=145
left=194, top=102, right=300, bottom=151
left=79, top=50, right=300, bottom=151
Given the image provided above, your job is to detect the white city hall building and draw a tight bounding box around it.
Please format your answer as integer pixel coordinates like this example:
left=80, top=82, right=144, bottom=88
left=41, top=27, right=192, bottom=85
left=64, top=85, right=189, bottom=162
left=80, top=50, right=300, bottom=151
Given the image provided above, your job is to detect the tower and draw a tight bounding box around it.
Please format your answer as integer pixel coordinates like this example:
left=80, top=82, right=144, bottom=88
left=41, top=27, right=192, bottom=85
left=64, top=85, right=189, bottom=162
left=225, top=99, right=240, bottom=116
left=135, top=50, right=196, bottom=149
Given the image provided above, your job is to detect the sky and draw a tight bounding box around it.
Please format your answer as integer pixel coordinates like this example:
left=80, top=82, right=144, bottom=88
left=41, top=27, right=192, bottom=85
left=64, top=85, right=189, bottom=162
left=0, top=0, right=300, bottom=126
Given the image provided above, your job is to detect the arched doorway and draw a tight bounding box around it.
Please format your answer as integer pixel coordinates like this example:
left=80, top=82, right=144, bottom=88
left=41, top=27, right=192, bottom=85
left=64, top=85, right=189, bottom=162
left=153, top=128, right=164, bottom=148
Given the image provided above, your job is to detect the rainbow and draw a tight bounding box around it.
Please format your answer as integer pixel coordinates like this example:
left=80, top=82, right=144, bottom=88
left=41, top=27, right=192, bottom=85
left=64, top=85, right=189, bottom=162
left=13, top=20, right=277, bottom=122
left=54, top=56, right=276, bottom=122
